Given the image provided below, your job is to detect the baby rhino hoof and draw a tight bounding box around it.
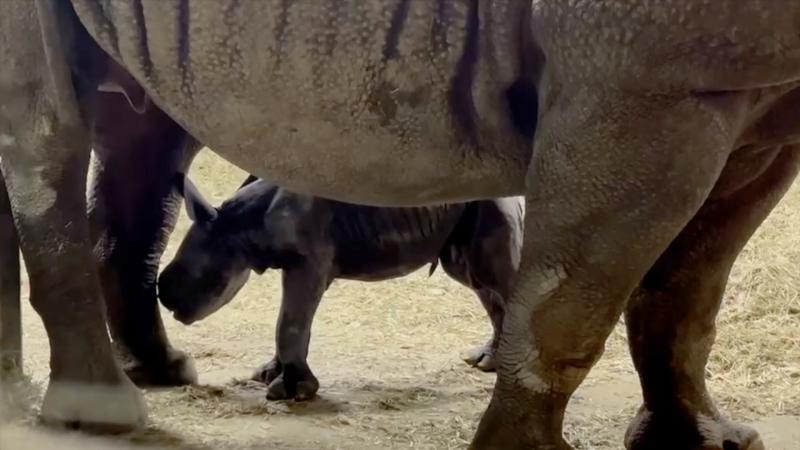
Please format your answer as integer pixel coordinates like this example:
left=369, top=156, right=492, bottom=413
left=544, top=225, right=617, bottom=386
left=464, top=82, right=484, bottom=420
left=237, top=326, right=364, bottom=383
left=251, top=359, right=281, bottom=385
left=461, top=342, right=497, bottom=372
left=252, top=359, right=319, bottom=402
left=625, top=408, right=764, bottom=450
left=40, top=378, right=146, bottom=433
left=266, top=374, right=320, bottom=402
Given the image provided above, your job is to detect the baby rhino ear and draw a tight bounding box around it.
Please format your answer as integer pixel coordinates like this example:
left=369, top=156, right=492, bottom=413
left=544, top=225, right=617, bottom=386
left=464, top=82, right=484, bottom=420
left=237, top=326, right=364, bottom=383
left=238, top=174, right=259, bottom=190
left=174, top=173, right=218, bottom=223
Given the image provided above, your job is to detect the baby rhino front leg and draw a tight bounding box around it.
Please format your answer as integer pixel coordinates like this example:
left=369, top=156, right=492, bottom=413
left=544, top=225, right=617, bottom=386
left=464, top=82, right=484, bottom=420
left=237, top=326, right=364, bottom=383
left=252, top=261, right=328, bottom=401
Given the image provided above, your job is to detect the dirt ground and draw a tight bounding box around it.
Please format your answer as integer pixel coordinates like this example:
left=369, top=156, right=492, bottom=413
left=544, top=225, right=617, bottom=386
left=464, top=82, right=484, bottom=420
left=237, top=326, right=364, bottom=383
left=1, top=150, right=799, bottom=449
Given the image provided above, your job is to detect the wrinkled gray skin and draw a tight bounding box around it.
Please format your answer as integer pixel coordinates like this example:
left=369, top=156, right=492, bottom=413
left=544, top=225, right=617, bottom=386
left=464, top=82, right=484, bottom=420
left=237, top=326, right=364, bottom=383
left=158, top=175, right=523, bottom=401
left=1, top=1, right=799, bottom=449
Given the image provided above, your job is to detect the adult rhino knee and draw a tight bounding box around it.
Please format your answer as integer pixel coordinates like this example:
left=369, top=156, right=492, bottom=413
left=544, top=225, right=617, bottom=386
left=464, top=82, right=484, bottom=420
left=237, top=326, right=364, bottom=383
left=159, top=175, right=522, bottom=400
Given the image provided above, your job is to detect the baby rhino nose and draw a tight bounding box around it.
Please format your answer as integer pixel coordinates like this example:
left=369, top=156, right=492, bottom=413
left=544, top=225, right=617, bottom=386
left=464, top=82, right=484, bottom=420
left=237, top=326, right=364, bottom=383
left=158, top=264, right=190, bottom=310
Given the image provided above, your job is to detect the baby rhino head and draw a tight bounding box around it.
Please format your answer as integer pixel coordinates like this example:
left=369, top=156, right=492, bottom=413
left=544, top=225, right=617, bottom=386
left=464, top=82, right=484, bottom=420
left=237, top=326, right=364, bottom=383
left=158, top=174, right=319, bottom=324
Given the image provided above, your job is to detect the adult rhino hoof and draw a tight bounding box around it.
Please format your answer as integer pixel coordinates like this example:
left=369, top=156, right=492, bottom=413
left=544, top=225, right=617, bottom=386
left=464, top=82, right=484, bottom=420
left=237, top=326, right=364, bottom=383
left=40, top=377, right=147, bottom=433
left=470, top=397, right=572, bottom=450
left=625, top=407, right=764, bottom=450
left=124, top=349, right=198, bottom=388
left=461, top=342, right=497, bottom=372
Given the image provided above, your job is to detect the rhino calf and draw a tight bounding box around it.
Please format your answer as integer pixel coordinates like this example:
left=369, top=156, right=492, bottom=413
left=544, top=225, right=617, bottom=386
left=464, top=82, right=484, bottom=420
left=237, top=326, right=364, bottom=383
left=159, top=175, right=523, bottom=401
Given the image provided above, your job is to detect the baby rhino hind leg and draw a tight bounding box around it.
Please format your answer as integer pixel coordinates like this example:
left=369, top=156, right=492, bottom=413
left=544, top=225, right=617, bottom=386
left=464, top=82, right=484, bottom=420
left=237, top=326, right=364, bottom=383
left=625, top=146, right=800, bottom=450
left=441, top=198, right=523, bottom=373
left=460, top=290, right=504, bottom=372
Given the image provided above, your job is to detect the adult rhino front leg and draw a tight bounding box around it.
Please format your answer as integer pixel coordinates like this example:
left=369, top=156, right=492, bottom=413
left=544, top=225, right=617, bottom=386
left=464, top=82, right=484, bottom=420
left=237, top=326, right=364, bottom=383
left=87, top=76, right=200, bottom=387
left=623, top=147, right=800, bottom=450
left=0, top=170, right=21, bottom=380
left=470, top=85, right=735, bottom=447
left=0, top=0, right=144, bottom=428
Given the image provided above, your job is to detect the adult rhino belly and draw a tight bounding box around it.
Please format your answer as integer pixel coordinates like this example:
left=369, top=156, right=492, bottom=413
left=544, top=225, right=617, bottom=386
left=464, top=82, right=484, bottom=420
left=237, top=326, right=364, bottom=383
left=72, top=0, right=529, bottom=206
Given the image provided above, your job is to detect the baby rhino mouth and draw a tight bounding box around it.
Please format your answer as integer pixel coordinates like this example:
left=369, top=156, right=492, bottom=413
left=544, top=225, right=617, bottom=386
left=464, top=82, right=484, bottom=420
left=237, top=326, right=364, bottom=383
left=166, top=270, right=251, bottom=325
left=171, top=306, right=207, bottom=326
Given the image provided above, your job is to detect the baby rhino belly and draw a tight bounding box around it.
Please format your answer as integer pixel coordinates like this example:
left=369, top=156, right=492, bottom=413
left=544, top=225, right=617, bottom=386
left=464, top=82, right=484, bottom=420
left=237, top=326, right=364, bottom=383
left=331, top=205, right=466, bottom=281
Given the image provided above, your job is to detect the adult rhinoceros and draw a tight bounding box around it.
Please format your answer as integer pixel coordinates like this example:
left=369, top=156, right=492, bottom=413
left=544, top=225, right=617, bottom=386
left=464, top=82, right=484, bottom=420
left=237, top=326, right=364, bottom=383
left=1, top=1, right=797, bottom=449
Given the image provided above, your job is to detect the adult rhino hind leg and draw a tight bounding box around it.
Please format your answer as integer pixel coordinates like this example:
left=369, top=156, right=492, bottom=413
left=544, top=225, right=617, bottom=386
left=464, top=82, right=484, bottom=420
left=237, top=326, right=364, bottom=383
left=469, top=87, right=734, bottom=449
left=0, top=171, right=22, bottom=381
left=623, top=147, right=800, bottom=450
left=87, top=83, right=200, bottom=387
left=0, top=0, right=144, bottom=429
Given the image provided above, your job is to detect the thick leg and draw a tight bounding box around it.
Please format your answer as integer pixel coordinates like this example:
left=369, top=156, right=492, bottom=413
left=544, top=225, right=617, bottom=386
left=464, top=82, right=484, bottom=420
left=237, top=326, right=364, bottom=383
left=469, top=86, right=736, bottom=449
left=0, top=0, right=144, bottom=429
left=624, top=147, right=800, bottom=450
left=87, top=81, right=200, bottom=387
left=0, top=171, right=21, bottom=380
left=252, top=262, right=328, bottom=401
